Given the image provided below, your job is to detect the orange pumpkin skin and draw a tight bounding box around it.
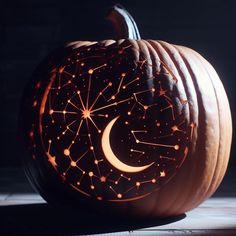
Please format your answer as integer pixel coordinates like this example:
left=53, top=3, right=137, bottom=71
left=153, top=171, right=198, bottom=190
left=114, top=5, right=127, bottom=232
left=115, top=39, right=233, bottom=217
left=20, top=6, right=232, bottom=218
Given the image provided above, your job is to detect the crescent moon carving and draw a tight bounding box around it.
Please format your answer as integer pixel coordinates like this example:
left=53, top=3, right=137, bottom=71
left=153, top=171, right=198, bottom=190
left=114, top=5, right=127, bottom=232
left=101, top=116, right=154, bottom=173
left=37, top=43, right=192, bottom=201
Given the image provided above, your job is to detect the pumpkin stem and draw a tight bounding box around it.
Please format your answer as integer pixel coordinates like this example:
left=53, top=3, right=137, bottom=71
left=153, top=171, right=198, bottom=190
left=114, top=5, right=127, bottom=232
left=106, top=4, right=141, bottom=40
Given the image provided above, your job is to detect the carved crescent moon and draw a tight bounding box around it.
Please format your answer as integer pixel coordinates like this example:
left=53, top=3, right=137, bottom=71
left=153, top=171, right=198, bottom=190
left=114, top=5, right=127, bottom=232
left=101, top=116, right=154, bottom=173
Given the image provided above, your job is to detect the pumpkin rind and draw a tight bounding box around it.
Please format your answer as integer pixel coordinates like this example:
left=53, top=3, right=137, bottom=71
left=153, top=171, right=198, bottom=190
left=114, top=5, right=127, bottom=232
left=20, top=5, right=232, bottom=217
left=126, top=40, right=232, bottom=216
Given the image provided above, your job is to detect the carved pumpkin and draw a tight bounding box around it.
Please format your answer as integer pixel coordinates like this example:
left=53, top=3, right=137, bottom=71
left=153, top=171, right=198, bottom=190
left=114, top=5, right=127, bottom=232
left=20, top=5, right=232, bottom=217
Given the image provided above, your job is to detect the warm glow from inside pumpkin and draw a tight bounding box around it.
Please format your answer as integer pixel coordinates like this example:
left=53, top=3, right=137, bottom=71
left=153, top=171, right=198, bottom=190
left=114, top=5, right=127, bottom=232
left=82, top=109, right=91, bottom=119
left=29, top=43, right=195, bottom=202
left=101, top=116, right=155, bottom=173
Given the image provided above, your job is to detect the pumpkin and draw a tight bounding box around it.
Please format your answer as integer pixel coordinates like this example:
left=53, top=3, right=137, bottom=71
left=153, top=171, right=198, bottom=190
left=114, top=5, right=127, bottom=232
left=20, top=5, right=232, bottom=217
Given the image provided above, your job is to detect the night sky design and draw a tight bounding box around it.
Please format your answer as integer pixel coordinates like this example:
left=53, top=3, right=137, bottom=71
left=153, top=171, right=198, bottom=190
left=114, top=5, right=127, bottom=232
left=29, top=41, right=195, bottom=202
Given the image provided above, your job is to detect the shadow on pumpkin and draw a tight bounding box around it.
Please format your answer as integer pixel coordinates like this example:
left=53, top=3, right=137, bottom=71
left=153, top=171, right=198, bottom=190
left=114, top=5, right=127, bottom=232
left=0, top=203, right=185, bottom=235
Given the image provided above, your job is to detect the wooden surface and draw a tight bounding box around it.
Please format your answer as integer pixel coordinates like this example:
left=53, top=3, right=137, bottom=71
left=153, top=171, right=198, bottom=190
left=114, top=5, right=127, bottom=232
left=0, top=168, right=235, bottom=235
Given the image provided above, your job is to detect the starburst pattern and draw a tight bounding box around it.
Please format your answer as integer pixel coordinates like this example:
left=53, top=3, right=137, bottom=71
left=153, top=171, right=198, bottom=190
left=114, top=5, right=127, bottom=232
left=29, top=42, right=195, bottom=201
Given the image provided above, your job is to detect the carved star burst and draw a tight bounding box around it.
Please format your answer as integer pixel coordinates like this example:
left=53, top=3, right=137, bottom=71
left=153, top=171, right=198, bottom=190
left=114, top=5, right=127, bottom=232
left=29, top=42, right=195, bottom=201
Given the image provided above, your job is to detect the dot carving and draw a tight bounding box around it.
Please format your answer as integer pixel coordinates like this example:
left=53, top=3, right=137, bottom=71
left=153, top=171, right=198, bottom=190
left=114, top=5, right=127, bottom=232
left=29, top=42, right=195, bottom=202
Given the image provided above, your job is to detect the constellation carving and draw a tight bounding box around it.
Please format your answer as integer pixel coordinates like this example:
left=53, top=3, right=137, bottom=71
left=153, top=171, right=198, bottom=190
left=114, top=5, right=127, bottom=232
left=29, top=42, right=195, bottom=202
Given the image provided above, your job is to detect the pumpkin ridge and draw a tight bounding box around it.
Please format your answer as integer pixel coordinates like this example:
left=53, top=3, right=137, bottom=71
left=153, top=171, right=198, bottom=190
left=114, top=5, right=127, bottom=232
left=129, top=39, right=156, bottom=217
left=153, top=41, right=201, bottom=214
left=146, top=40, right=194, bottom=215
left=157, top=41, right=191, bottom=122
left=142, top=40, right=182, bottom=216
left=161, top=44, right=207, bottom=213
left=190, top=50, right=231, bottom=201
left=160, top=42, right=199, bottom=213
left=172, top=48, right=207, bottom=213
left=136, top=40, right=153, bottom=90
left=174, top=46, right=221, bottom=212
left=190, top=51, right=221, bottom=202
left=127, top=39, right=141, bottom=64
left=203, top=60, right=232, bottom=193
left=66, top=41, right=98, bottom=50
left=181, top=48, right=221, bottom=208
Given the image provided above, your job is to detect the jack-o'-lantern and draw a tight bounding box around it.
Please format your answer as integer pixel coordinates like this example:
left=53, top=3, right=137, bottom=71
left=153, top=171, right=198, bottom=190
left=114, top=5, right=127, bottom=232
left=19, top=5, right=232, bottom=217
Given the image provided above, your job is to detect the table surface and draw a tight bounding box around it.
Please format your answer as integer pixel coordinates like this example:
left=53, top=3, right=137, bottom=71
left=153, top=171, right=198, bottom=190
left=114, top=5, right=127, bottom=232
left=0, top=168, right=235, bottom=236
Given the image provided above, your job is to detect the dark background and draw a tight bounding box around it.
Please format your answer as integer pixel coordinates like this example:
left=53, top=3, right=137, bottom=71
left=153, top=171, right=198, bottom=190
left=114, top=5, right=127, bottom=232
left=0, top=0, right=235, bottom=174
